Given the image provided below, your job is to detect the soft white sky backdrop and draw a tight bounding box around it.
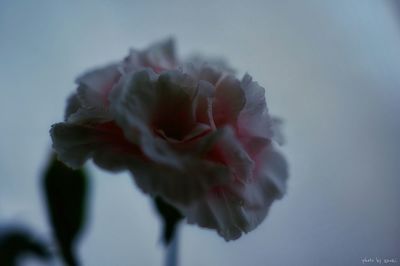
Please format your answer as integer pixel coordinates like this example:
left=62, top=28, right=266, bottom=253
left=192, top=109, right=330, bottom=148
left=1, top=1, right=399, bottom=265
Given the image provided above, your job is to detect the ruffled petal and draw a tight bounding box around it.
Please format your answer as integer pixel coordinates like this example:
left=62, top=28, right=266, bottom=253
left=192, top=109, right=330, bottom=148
left=64, top=93, right=81, bottom=121
left=238, top=112, right=274, bottom=141
left=194, top=80, right=215, bottom=125
left=110, top=69, right=218, bottom=167
left=237, top=74, right=274, bottom=140
left=270, top=116, right=285, bottom=145
left=145, top=38, right=176, bottom=71
left=109, top=69, right=187, bottom=169
left=240, top=74, right=267, bottom=116
left=153, top=71, right=198, bottom=140
left=212, top=75, right=246, bottom=126
left=50, top=122, right=139, bottom=170
left=254, top=144, right=288, bottom=196
left=75, top=64, right=121, bottom=108
left=207, top=126, right=254, bottom=182
left=50, top=123, right=97, bottom=169
left=183, top=56, right=235, bottom=84
left=129, top=156, right=231, bottom=205
left=122, top=38, right=177, bottom=74
left=180, top=144, right=288, bottom=240
left=66, top=107, right=112, bottom=124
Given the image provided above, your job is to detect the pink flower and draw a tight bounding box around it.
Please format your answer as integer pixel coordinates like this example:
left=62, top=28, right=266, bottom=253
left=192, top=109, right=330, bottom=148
left=50, top=39, right=288, bottom=240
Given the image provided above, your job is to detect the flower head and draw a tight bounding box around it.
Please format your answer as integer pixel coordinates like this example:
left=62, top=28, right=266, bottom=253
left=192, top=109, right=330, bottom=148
left=50, top=39, right=288, bottom=240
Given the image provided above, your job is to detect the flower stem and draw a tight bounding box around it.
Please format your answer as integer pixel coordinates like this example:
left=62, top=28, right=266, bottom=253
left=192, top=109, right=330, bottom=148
left=164, top=225, right=179, bottom=266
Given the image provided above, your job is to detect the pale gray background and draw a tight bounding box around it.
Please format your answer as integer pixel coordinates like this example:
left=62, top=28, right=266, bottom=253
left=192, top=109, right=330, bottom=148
left=0, top=0, right=399, bottom=265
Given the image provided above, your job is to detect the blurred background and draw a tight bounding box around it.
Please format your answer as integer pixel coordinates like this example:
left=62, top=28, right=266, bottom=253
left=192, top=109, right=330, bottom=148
left=1, top=0, right=399, bottom=265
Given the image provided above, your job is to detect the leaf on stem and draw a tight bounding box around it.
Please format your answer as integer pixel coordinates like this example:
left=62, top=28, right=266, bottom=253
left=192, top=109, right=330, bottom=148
left=0, top=226, right=51, bottom=266
left=42, top=154, right=89, bottom=266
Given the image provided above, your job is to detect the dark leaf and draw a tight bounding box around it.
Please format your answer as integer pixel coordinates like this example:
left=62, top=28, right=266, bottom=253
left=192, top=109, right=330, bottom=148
left=0, top=227, right=51, bottom=266
left=153, top=197, right=183, bottom=245
left=42, top=154, right=89, bottom=266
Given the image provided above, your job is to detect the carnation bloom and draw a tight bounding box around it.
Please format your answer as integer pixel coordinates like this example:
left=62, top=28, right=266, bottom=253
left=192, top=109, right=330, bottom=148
left=50, top=39, right=288, bottom=240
